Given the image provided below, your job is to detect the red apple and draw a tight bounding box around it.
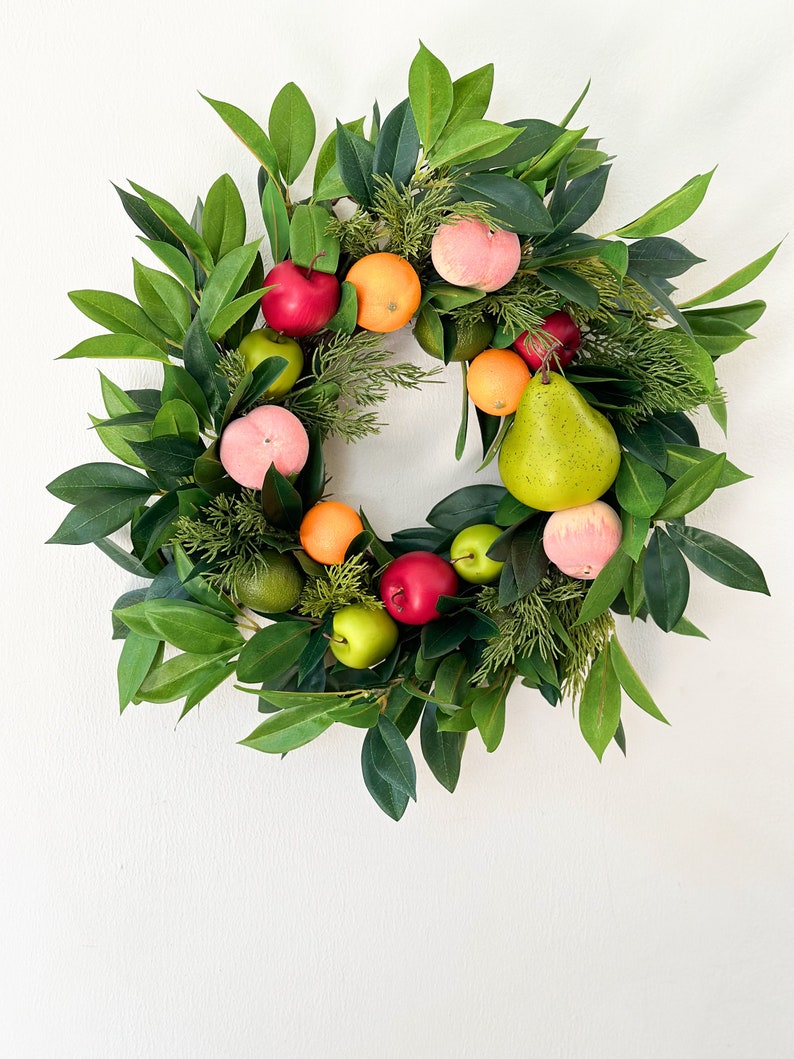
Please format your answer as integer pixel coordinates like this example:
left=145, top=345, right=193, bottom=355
left=260, top=259, right=340, bottom=337
left=542, top=500, right=622, bottom=580
left=431, top=217, right=521, bottom=292
left=379, top=551, right=458, bottom=625
left=514, top=311, right=581, bottom=371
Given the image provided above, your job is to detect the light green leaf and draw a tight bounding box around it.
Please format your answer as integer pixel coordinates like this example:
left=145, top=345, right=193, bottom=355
left=578, top=647, right=621, bottom=761
left=615, top=451, right=668, bottom=517
left=46, top=462, right=154, bottom=503
left=118, top=631, right=161, bottom=711
left=575, top=547, right=633, bottom=625
left=137, top=650, right=235, bottom=704
left=202, top=173, right=247, bottom=262
left=200, top=93, right=280, bottom=184
left=60, top=333, right=170, bottom=362
left=408, top=41, right=453, bottom=151
left=68, top=289, right=168, bottom=348
left=207, top=288, right=268, bottom=343
left=269, top=82, right=316, bottom=185
left=128, top=181, right=214, bottom=274
left=47, top=491, right=144, bottom=545
left=132, top=259, right=191, bottom=342
left=428, top=119, right=521, bottom=170
left=115, top=599, right=242, bottom=654
left=151, top=399, right=200, bottom=442
left=240, top=701, right=336, bottom=754
left=138, top=238, right=197, bottom=291
left=609, top=636, right=668, bottom=723
left=289, top=203, right=340, bottom=273
left=199, top=239, right=262, bottom=326
left=446, top=64, right=494, bottom=132
left=612, top=168, right=716, bottom=238
left=679, top=242, right=782, bottom=308
left=261, top=178, right=290, bottom=264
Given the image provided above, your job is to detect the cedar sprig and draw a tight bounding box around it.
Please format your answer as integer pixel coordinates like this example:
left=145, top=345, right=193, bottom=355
left=297, top=554, right=382, bottom=619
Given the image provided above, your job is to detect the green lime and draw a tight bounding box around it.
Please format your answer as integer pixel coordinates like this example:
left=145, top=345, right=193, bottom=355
left=413, top=313, right=496, bottom=362
left=232, top=552, right=304, bottom=613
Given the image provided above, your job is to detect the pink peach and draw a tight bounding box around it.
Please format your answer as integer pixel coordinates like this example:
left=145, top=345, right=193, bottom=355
left=542, top=500, right=623, bottom=580
left=431, top=217, right=521, bottom=292
left=219, top=405, right=309, bottom=489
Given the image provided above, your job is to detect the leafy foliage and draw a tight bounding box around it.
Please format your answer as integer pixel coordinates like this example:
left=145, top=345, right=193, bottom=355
left=48, top=42, right=774, bottom=818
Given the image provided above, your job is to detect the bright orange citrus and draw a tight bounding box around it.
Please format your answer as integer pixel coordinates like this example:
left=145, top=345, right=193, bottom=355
left=299, top=501, right=365, bottom=565
left=345, top=252, right=422, bottom=333
left=466, top=348, right=531, bottom=416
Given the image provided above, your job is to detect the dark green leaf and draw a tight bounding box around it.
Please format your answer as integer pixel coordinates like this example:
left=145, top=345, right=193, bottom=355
left=372, top=97, right=420, bottom=189
left=666, top=524, right=769, bottom=594
left=116, top=598, right=242, bottom=654
left=664, top=445, right=750, bottom=487
left=655, top=452, right=725, bottom=519
left=137, top=650, right=233, bottom=704
left=94, top=537, right=156, bottom=578
left=620, top=511, right=650, bottom=562
left=261, top=464, right=303, bottom=529
left=576, top=548, right=633, bottom=625
left=182, top=315, right=227, bottom=423
left=421, top=703, right=465, bottom=792
left=237, top=621, right=313, bottom=684
left=536, top=266, right=599, bottom=310
left=470, top=680, right=508, bottom=752
left=616, top=421, right=668, bottom=472
left=454, top=172, right=553, bottom=235
left=615, top=452, right=668, bottom=517
left=361, top=728, right=410, bottom=820
left=627, top=237, right=704, bottom=278
left=433, top=652, right=471, bottom=707
left=426, top=484, right=506, bottom=532
left=47, top=492, right=143, bottom=546
left=117, top=631, right=161, bottom=711
left=547, top=165, right=610, bottom=240
left=510, top=522, right=547, bottom=597
left=367, top=714, right=416, bottom=799
left=113, top=183, right=185, bottom=248
left=643, top=527, right=690, bottom=631
left=335, top=122, right=375, bottom=208
left=46, top=462, right=154, bottom=503
left=162, top=364, right=213, bottom=428
left=129, top=435, right=203, bottom=478
left=241, top=701, right=335, bottom=754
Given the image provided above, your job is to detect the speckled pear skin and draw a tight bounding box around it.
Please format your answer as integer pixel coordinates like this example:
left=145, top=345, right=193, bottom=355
left=497, top=373, right=621, bottom=511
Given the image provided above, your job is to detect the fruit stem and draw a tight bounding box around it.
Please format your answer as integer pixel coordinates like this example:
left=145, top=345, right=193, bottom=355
left=305, top=250, right=327, bottom=278
left=390, top=589, right=406, bottom=612
left=450, top=554, right=474, bottom=565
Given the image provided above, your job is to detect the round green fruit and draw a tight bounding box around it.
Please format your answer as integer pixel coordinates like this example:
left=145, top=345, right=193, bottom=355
left=238, top=327, right=304, bottom=398
left=449, top=523, right=504, bottom=584
left=329, top=604, right=399, bottom=670
left=413, top=313, right=495, bottom=362
left=232, top=553, right=304, bottom=613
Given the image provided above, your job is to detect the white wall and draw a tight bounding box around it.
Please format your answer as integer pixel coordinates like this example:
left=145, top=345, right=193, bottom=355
left=3, top=1, right=793, bottom=1056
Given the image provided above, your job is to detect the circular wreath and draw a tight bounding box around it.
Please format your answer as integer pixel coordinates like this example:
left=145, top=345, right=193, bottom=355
left=48, top=44, right=774, bottom=819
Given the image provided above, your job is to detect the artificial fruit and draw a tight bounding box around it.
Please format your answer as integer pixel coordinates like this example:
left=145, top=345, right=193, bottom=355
left=513, top=311, right=581, bottom=371
left=239, top=327, right=304, bottom=397
left=430, top=217, right=521, bottom=292
left=542, top=500, right=623, bottom=579
left=328, top=604, right=399, bottom=669
left=498, top=372, right=621, bottom=511
left=449, top=524, right=505, bottom=584
left=379, top=551, right=458, bottom=625
left=260, top=258, right=340, bottom=337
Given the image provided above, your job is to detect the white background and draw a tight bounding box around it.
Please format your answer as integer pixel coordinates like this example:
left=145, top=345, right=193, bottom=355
left=2, top=1, right=793, bottom=1056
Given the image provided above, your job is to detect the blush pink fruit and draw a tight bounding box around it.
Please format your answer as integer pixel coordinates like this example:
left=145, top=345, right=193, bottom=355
left=379, top=551, right=458, bottom=625
left=219, top=405, right=310, bottom=489
left=431, top=218, right=521, bottom=292
left=514, top=311, right=581, bottom=372
left=542, top=500, right=622, bottom=580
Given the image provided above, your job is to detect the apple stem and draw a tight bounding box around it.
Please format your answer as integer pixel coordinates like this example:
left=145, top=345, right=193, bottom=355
left=450, top=554, right=474, bottom=565
left=305, top=250, right=327, bottom=278
left=539, top=349, right=552, bottom=385
left=323, top=633, right=346, bottom=645
left=390, top=589, right=406, bottom=613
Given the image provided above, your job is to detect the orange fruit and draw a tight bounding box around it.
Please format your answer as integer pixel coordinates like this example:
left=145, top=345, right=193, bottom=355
left=345, top=252, right=422, bottom=333
left=299, top=501, right=365, bottom=565
left=466, top=348, right=531, bottom=416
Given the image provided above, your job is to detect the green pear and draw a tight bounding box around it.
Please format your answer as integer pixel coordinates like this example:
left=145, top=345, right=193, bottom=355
left=498, top=373, right=621, bottom=511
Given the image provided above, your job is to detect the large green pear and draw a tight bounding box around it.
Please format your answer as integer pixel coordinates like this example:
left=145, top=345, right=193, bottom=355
left=498, top=373, right=621, bottom=511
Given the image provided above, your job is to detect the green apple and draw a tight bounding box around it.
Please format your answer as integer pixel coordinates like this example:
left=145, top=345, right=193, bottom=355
left=329, top=603, right=399, bottom=670
left=449, top=523, right=505, bottom=584
left=238, top=327, right=304, bottom=398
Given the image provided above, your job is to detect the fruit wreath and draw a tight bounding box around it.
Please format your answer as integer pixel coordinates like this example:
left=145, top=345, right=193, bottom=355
left=48, top=45, right=774, bottom=818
